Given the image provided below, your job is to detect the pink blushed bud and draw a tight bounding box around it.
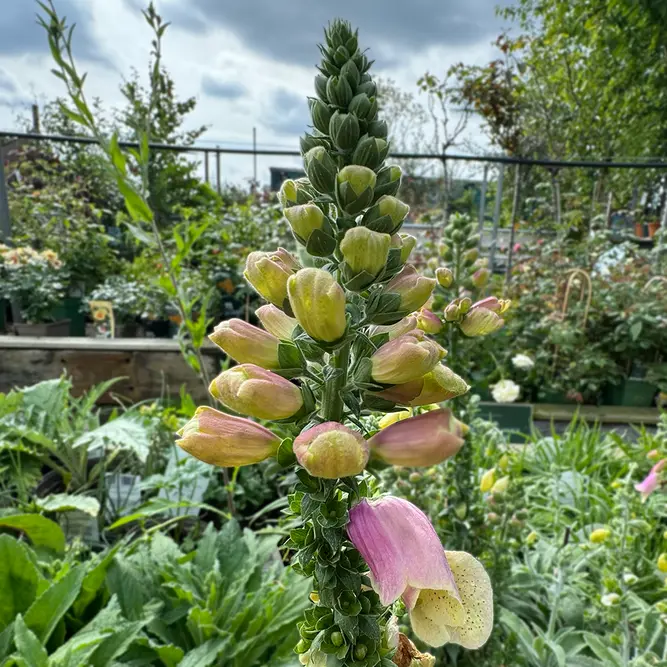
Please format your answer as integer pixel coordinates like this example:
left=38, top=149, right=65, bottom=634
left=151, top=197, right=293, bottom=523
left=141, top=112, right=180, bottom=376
left=371, top=331, right=445, bottom=385
left=459, top=297, right=507, bottom=337
left=347, top=496, right=458, bottom=607
left=384, top=265, right=437, bottom=313
left=209, top=318, right=280, bottom=368
left=408, top=366, right=470, bottom=405
left=256, top=304, right=298, bottom=340
left=176, top=406, right=280, bottom=467
left=294, top=422, right=369, bottom=478
left=209, top=364, right=303, bottom=420
left=369, top=315, right=418, bottom=340
left=416, top=309, right=443, bottom=335
left=369, top=409, right=465, bottom=467
left=471, top=268, right=490, bottom=289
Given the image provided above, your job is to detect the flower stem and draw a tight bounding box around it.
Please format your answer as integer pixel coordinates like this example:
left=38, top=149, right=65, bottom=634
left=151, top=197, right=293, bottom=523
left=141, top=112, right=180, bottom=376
left=321, top=341, right=351, bottom=422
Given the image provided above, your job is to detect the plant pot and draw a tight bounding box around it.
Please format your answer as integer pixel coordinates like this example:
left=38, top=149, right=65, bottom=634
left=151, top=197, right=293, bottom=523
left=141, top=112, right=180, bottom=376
left=52, top=297, right=86, bottom=336
left=602, top=379, right=657, bottom=407
left=647, top=221, right=660, bottom=238
left=117, top=320, right=139, bottom=338
left=478, top=402, right=533, bottom=443
left=143, top=318, right=176, bottom=338
left=13, top=319, right=71, bottom=337
left=634, top=222, right=646, bottom=238
left=0, top=299, right=6, bottom=333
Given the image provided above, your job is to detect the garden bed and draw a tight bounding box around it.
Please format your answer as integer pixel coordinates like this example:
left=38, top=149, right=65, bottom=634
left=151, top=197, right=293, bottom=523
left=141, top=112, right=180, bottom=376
left=0, top=335, right=220, bottom=403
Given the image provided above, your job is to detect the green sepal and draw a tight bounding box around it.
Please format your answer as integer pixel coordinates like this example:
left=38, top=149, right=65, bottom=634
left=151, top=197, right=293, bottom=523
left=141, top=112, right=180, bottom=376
left=343, top=268, right=377, bottom=292
left=352, top=357, right=372, bottom=384
left=278, top=341, right=304, bottom=370
left=362, top=213, right=395, bottom=234
left=365, top=291, right=401, bottom=321
left=301, top=381, right=317, bottom=414
left=314, top=74, right=329, bottom=102
left=384, top=247, right=403, bottom=274
left=276, top=438, right=297, bottom=468
left=306, top=228, right=338, bottom=257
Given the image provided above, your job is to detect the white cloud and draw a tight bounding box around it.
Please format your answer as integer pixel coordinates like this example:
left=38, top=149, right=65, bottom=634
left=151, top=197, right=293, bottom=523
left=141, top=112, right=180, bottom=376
left=0, top=0, right=507, bottom=184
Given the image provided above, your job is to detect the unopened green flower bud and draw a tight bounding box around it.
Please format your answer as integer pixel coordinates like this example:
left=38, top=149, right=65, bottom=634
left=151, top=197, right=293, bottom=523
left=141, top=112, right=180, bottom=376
left=300, top=133, right=329, bottom=155
left=491, top=476, right=510, bottom=495
left=349, top=92, right=378, bottom=120
left=362, top=195, right=409, bottom=235
left=283, top=204, right=336, bottom=256
left=340, top=59, right=361, bottom=88
left=294, top=422, right=369, bottom=479
left=471, top=268, right=490, bottom=289
left=352, top=136, right=388, bottom=170
left=443, top=301, right=461, bottom=322
left=314, top=74, right=329, bottom=102
left=458, top=297, right=472, bottom=314
left=287, top=268, right=347, bottom=342
left=487, top=512, right=501, bottom=524
left=340, top=226, right=391, bottom=289
left=368, top=119, right=388, bottom=139
left=590, top=527, right=611, bottom=544
left=526, top=531, right=538, bottom=546
left=337, top=165, right=377, bottom=215
left=304, top=146, right=338, bottom=195
left=357, top=78, right=377, bottom=98
left=326, top=75, right=354, bottom=107
left=256, top=304, right=298, bottom=340
left=433, top=269, right=453, bottom=290
left=391, top=233, right=416, bottom=264
left=373, top=165, right=402, bottom=199
left=454, top=502, right=467, bottom=519
left=309, top=98, right=332, bottom=134
left=329, top=111, right=360, bottom=151
left=278, top=178, right=316, bottom=207
left=464, top=248, right=479, bottom=263
left=244, top=248, right=299, bottom=310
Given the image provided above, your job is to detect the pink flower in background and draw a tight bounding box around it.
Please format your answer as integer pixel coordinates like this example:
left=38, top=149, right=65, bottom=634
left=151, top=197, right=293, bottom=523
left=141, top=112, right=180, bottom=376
left=635, top=459, right=666, bottom=501
left=513, top=243, right=522, bottom=253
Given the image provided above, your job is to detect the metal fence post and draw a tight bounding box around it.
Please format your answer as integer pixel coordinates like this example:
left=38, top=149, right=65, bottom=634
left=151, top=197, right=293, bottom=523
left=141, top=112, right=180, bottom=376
left=0, top=153, right=11, bottom=241
left=215, top=147, right=221, bottom=194
left=488, top=164, right=505, bottom=274
left=477, top=164, right=489, bottom=234
left=505, top=163, right=523, bottom=282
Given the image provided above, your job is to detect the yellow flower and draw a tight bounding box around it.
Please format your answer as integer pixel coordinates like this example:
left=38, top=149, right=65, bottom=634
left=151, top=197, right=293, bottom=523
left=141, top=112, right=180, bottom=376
left=490, top=476, right=510, bottom=495
left=658, top=553, right=667, bottom=573
left=378, top=410, right=412, bottom=429
left=590, top=527, right=612, bottom=544
left=480, top=469, right=496, bottom=493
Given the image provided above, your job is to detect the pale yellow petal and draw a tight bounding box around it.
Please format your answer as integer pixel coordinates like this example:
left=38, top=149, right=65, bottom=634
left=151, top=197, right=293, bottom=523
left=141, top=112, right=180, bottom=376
left=409, top=589, right=464, bottom=647
left=409, top=551, right=493, bottom=649
left=442, top=551, right=493, bottom=649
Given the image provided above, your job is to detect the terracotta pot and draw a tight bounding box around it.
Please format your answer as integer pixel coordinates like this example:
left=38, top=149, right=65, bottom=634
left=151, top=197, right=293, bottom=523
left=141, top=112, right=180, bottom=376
left=634, top=222, right=645, bottom=238
left=13, top=319, right=71, bottom=337
left=647, top=221, right=660, bottom=238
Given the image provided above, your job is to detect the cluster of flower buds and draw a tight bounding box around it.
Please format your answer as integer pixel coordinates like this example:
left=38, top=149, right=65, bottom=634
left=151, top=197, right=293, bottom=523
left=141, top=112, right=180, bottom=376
left=425, top=213, right=512, bottom=339
left=176, top=20, right=494, bottom=667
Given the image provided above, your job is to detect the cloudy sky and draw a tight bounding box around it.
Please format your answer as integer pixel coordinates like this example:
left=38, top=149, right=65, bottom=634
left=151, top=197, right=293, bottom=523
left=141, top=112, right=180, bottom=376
left=0, top=0, right=513, bottom=184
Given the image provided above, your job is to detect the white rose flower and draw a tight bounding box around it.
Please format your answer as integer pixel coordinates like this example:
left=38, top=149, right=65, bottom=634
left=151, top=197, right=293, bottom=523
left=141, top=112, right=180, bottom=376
left=512, top=353, right=535, bottom=370
left=491, top=379, right=521, bottom=404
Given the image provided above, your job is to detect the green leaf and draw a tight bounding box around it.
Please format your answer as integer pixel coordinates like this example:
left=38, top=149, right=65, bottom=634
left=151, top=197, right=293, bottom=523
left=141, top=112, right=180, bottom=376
left=34, top=494, right=100, bottom=517
left=73, top=414, right=151, bottom=462
left=124, top=221, right=157, bottom=246
left=72, top=542, right=124, bottom=617
left=177, top=637, right=228, bottom=667
left=0, top=515, right=65, bottom=553
left=117, top=179, right=153, bottom=223
left=13, top=615, right=48, bottom=667
left=630, top=321, right=643, bottom=340
left=0, top=535, right=42, bottom=632
left=583, top=633, right=624, bottom=667
left=24, top=565, right=86, bottom=643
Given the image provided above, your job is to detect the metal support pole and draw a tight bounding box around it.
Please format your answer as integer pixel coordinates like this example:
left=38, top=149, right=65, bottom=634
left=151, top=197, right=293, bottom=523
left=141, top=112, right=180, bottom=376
left=477, top=164, right=489, bottom=234
left=0, top=154, right=11, bottom=241
left=488, top=164, right=505, bottom=275
left=204, top=152, right=210, bottom=184
left=215, top=147, right=221, bottom=194
left=252, top=127, right=257, bottom=185
left=505, top=163, right=522, bottom=282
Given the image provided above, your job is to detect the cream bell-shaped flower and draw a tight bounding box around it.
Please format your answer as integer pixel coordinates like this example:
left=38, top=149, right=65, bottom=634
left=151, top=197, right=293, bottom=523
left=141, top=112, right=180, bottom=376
left=409, top=551, right=494, bottom=649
